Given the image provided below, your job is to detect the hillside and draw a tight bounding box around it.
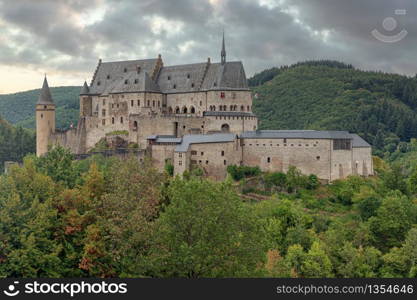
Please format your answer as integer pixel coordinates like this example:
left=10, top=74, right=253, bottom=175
left=0, top=116, right=35, bottom=171
left=0, top=86, right=81, bottom=130
left=251, top=61, right=417, bottom=155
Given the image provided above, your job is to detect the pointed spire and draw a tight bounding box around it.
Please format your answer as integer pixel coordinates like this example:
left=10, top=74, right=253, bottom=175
left=37, top=76, right=54, bottom=104
left=80, top=81, right=90, bottom=95
left=221, top=30, right=226, bottom=65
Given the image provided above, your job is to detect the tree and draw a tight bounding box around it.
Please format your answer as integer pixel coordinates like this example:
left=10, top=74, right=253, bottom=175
left=301, top=242, right=333, bottom=278
left=368, top=191, right=417, bottom=251
left=352, top=186, right=381, bottom=220
left=336, top=242, right=381, bottom=277
left=148, top=178, right=267, bottom=277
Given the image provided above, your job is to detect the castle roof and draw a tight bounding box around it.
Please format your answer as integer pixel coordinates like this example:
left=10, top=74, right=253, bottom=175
left=350, top=134, right=371, bottom=148
left=203, top=111, right=256, bottom=117
left=37, top=76, right=54, bottom=105
left=175, top=133, right=236, bottom=152
left=87, top=57, right=248, bottom=95
left=80, top=81, right=90, bottom=95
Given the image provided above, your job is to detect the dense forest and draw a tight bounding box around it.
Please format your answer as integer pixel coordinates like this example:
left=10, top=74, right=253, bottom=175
left=0, top=116, right=35, bottom=172
left=1, top=146, right=417, bottom=278
left=250, top=60, right=417, bottom=157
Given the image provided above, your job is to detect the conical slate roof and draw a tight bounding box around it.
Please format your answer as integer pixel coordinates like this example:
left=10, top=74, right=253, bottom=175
left=80, top=81, right=90, bottom=95
left=37, top=76, right=54, bottom=105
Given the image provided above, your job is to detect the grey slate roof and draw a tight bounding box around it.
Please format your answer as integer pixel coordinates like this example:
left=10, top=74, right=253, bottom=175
left=175, top=133, right=236, bottom=152
left=89, top=59, right=159, bottom=95
left=239, top=130, right=353, bottom=140
left=80, top=81, right=90, bottom=95
left=37, top=77, right=54, bottom=105
left=351, top=134, right=371, bottom=148
left=87, top=58, right=249, bottom=95
left=200, top=62, right=249, bottom=90
left=204, top=111, right=256, bottom=117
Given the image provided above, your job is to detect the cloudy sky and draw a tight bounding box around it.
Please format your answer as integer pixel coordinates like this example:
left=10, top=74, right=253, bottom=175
left=0, top=0, right=416, bottom=94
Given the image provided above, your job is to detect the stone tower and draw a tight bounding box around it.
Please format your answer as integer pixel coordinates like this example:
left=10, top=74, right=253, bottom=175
left=36, top=76, right=55, bottom=157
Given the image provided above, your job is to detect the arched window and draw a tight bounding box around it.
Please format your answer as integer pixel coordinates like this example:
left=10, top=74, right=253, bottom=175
left=133, top=121, right=138, bottom=130
left=168, top=107, right=173, bottom=114
left=120, top=117, right=123, bottom=123
left=234, top=105, right=237, bottom=111
left=183, top=106, right=188, bottom=114
left=190, top=106, right=195, bottom=113
left=219, top=106, right=223, bottom=111
left=112, top=117, right=114, bottom=124
left=230, top=105, right=233, bottom=111
left=241, top=105, right=245, bottom=111
left=221, top=124, right=230, bottom=133
left=175, top=107, right=180, bottom=114
left=247, top=105, right=250, bottom=111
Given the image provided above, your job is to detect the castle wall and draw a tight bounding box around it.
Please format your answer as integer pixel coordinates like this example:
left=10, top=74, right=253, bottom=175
left=50, top=128, right=79, bottom=153
left=242, top=138, right=333, bottom=180
left=353, top=147, right=373, bottom=177
left=204, top=115, right=258, bottom=133
left=149, top=143, right=176, bottom=171
left=185, top=140, right=242, bottom=180
left=166, top=92, right=207, bottom=116
left=206, top=90, right=253, bottom=112
left=330, top=147, right=353, bottom=181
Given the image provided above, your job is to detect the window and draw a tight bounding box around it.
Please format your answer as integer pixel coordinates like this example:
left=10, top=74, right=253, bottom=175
left=206, top=160, right=209, bottom=165
left=97, top=81, right=101, bottom=86
left=179, top=161, right=182, bottom=166
left=102, top=119, right=105, bottom=125
left=44, top=105, right=47, bottom=109
left=221, top=151, right=225, bottom=156
left=124, top=68, right=127, bottom=73
left=283, top=138, right=287, bottom=143
left=187, top=74, right=190, bottom=79
left=190, top=106, right=195, bottom=113
left=120, top=117, right=123, bottom=123
left=267, top=157, right=271, bottom=163
left=147, top=100, right=150, bottom=106
left=201, top=152, right=204, bottom=156
left=158, top=101, right=160, bottom=107
left=232, top=92, right=236, bottom=99
left=333, top=139, right=351, bottom=150
left=133, top=121, right=138, bottom=130
left=191, top=83, right=194, bottom=87
left=107, top=75, right=110, bottom=79
left=191, top=151, right=197, bottom=155
left=179, top=153, right=182, bottom=158
left=247, top=105, right=250, bottom=111
left=137, top=100, right=140, bottom=106
left=112, top=117, right=114, bottom=124
left=125, top=79, right=128, bottom=84
left=220, top=92, right=225, bottom=98
left=213, top=82, right=217, bottom=87
left=102, top=109, right=106, bottom=117
left=103, top=99, right=106, bottom=105
left=316, top=156, right=321, bottom=160
left=41, top=114, right=43, bottom=118
left=200, top=101, right=202, bottom=106
left=173, top=84, right=176, bottom=89
left=112, top=104, right=114, bottom=108
left=168, top=76, right=171, bottom=80
left=117, top=104, right=119, bottom=108
left=152, top=100, right=155, bottom=107
left=134, top=79, right=138, bottom=84
left=224, top=160, right=227, bottom=165
left=131, top=100, right=134, bottom=107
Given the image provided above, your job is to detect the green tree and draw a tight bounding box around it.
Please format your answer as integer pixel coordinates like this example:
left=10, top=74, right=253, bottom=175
left=301, top=241, right=333, bottom=278
left=149, top=178, right=267, bottom=277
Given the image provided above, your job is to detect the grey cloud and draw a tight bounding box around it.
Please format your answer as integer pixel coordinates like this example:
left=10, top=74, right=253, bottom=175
left=0, top=0, right=416, bottom=80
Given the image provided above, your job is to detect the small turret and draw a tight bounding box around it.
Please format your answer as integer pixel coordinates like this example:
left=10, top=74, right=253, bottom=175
left=221, top=31, right=226, bottom=65
left=80, top=81, right=90, bottom=95
left=36, top=76, right=56, bottom=156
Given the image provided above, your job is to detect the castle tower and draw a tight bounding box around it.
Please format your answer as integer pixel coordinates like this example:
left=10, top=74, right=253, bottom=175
left=221, top=31, right=226, bottom=65
left=36, top=76, right=55, bottom=157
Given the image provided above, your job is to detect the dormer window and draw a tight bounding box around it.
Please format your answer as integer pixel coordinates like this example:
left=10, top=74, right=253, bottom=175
left=137, top=66, right=141, bottom=74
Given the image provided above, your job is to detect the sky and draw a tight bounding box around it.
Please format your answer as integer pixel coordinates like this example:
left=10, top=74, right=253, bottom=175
left=0, top=0, right=416, bottom=94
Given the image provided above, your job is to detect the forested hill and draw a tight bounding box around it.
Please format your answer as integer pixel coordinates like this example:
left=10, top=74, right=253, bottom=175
left=0, top=116, right=35, bottom=171
left=0, top=86, right=81, bottom=130
left=250, top=61, right=417, bottom=155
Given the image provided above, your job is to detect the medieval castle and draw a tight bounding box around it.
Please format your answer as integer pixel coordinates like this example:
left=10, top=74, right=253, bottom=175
left=36, top=35, right=373, bottom=181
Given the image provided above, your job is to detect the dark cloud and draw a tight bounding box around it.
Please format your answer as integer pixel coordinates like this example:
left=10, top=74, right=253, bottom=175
left=0, top=0, right=416, bottom=82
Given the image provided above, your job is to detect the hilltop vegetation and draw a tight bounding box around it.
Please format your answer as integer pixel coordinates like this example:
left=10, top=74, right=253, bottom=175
left=0, top=116, right=35, bottom=171
left=251, top=60, right=417, bottom=156
left=2, top=147, right=417, bottom=277
left=0, top=86, right=80, bottom=130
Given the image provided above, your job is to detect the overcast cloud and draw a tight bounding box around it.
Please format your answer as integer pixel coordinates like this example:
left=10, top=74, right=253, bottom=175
left=0, top=0, right=416, bottom=93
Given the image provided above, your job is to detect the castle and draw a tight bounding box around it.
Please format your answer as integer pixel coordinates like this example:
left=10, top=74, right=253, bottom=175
left=36, top=35, right=373, bottom=182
